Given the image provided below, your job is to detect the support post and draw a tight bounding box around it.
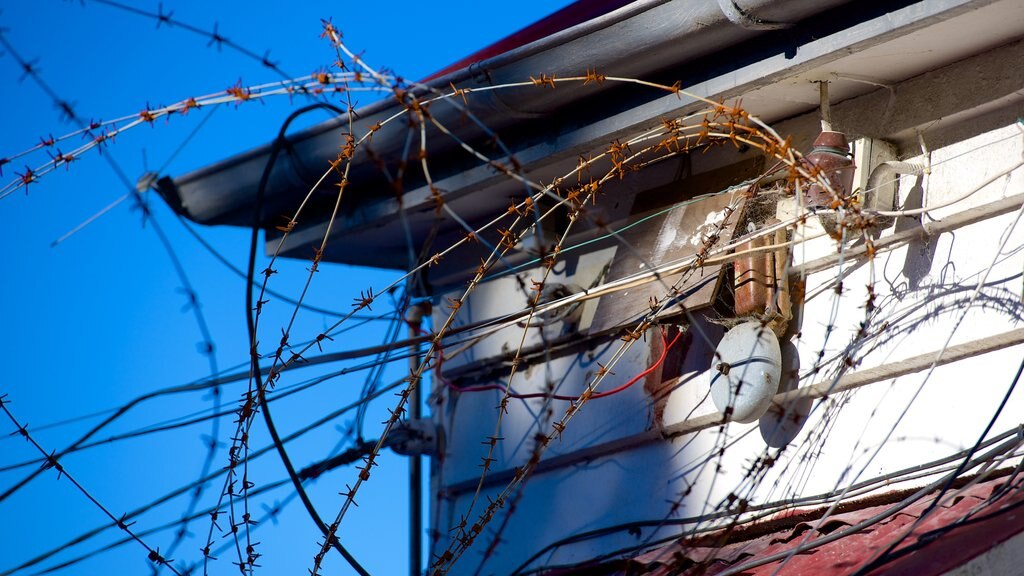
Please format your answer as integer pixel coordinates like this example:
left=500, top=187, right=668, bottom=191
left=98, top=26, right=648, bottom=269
left=407, top=304, right=425, bottom=576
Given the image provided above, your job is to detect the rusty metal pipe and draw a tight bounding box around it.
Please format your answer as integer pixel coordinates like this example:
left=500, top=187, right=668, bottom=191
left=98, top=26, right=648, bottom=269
left=735, top=234, right=773, bottom=316
left=804, top=131, right=856, bottom=208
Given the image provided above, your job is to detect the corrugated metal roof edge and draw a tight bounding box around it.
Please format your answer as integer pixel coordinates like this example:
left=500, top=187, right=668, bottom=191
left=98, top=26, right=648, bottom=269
left=620, top=470, right=1024, bottom=576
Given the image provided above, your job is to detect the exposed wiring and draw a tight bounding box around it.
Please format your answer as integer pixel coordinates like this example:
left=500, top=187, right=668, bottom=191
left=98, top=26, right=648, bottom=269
left=177, top=214, right=388, bottom=319
left=869, top=158, right=1023, bottom=218
left=12, top=439, right=381, bottom=576
left=1, top=375, right=407, bottom=576
left=245, top=103, right=370, bottom=576
left=0, top=396, right=183, bottom=575
left=439, top=327, right=682, bottom=401
left=852, top=354, right=1024, bottom=574
left=510, top=431, right=1024, bottom=575
left=6, top=13, right=1024, bottom=574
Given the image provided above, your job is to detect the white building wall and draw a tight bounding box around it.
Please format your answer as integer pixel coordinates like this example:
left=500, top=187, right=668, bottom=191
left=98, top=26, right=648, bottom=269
left=429, top=35, right=1024, bottom=576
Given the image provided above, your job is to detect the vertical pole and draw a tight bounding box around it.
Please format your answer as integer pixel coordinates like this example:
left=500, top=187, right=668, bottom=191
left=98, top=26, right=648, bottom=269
left=818, top=80, right=832, bottom=132
left=407, top=304, right=424, bottom=576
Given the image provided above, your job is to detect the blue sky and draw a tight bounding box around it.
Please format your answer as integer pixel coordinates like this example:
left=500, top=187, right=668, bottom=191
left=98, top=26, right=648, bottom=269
left=0, top=1, right=571, bottom=574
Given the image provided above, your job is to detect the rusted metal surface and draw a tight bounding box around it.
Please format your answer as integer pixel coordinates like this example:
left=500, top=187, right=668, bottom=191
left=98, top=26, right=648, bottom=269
left=734, top=233, right=774, bottom=316
left=627, top=473, right=1024, bottom=576
left=643, top=325, right=690, bottom=427
left=732, top=219, right=792, bottom=336
left=767, top=226, right=793, bottom=336
left=804, top=130, right=856, bottom=208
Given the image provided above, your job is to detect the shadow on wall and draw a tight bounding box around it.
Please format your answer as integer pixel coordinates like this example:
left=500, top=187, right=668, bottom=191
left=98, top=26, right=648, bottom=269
left=896, top=176, right=939, bottom=290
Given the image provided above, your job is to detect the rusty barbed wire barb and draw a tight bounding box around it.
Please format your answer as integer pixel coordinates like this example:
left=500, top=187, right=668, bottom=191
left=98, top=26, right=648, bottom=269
left=8, top=6, right=1009, bottom=573
left=0, top=67, right=390, bottom=199
left=429, top=94, right=881, bottom=573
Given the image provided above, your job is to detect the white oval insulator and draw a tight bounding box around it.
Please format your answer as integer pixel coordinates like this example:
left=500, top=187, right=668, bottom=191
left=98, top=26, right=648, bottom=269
left=709, top=321, right=783, bottom=424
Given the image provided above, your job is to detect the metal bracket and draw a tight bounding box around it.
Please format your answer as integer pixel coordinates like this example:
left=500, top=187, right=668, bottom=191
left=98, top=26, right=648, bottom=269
left=389, top=418, right=439, bottom=457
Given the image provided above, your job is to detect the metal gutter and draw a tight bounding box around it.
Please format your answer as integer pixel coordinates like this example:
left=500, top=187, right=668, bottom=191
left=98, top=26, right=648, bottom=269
left=162, top=0, right=855, bottom=228
left=268, top=0, right=994, bottom=268
left=419, top=0, right=651, bottom=81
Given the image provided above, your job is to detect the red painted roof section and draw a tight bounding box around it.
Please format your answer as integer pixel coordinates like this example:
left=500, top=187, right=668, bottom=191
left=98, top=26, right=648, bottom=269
left=422, top=0, right=636, bottom=81
left=626, top=474, right=1024, bottom=575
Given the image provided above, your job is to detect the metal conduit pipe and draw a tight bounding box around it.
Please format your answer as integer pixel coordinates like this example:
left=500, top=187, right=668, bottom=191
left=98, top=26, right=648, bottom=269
left=866, top=161, right=926, bottom=196
left=405, top=303, right=426, bottom=576
left=862, top=160, right=926, bottom=221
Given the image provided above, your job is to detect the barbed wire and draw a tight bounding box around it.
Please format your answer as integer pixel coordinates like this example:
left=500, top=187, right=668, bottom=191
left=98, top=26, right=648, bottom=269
left=0, top=394, right=183, bottom=575
left=4, top=7, right=1023, bottom=575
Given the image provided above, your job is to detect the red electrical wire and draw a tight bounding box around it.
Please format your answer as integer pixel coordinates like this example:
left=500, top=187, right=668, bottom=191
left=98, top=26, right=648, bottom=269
left=407, top=318, right=682, bottom=401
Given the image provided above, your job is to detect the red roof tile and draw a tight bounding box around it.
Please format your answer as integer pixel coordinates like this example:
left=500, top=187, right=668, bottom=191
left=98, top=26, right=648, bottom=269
left=626, top=474, right=1024, bottom=575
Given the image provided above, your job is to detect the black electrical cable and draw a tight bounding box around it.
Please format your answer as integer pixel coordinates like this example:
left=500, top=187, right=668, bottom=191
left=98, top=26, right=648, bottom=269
left=178, top=213, right=385, bottom=319
left=0, top=333, right=403, bottom=474
left=0, top=373, right=358, bottom=473
left=507, top=423, right=1024, bottom=575
left=851, top=354, right=1024, bottom=575
left=887, top=472, right=1024, bottom=559
left=0, top=381, right=205, bottom=503
left=245, top=102, right=370, bottom=575
left=19, top=440, right=381, bottom=576
left=713, top=433, right=1024, bottom=576
left=2, top=378, right=404, bottom=576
